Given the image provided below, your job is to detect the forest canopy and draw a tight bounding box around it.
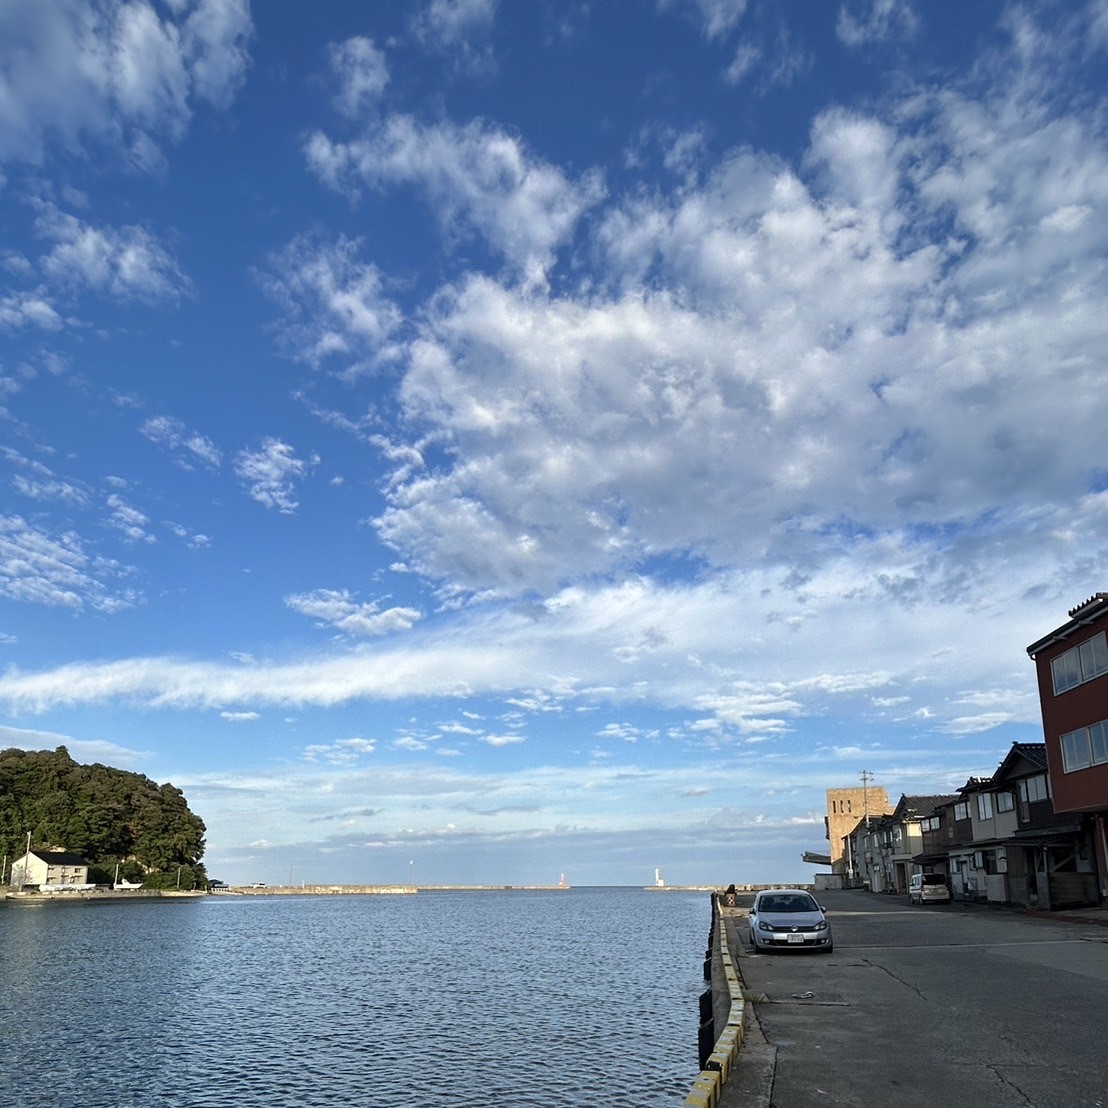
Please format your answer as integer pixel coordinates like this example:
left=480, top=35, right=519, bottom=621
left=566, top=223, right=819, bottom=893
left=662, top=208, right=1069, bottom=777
left=1, top=746, right=207, bottom=888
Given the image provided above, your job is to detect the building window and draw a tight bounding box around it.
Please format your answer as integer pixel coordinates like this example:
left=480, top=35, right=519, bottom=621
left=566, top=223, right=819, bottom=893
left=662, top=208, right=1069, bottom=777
left=1019, top=775, right=1049, bottom=804
left=996, top=791, right=1014, bottom=813
left=1060, top=719, right=1108, bottom=772
left=921, top=816, right=940, bottom=832
left=1051, top=631, right=1108, bottom=694
left=976, top=794, right=993, bottom=820
left=953, top=801, right=970, bottom=821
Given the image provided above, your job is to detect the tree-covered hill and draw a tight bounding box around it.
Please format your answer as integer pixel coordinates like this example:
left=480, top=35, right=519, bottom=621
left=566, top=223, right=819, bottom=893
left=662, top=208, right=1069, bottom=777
left=1, top=746, right=207, bottom=889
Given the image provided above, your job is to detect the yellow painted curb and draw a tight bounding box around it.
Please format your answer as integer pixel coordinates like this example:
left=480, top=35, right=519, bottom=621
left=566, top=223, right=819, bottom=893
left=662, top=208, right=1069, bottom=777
left=685, top=902, right=748, bottom=1105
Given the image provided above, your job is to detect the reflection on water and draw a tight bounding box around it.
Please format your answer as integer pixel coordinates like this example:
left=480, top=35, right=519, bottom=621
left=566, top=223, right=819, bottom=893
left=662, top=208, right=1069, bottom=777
left=0, top=888, right=708, bottom=1107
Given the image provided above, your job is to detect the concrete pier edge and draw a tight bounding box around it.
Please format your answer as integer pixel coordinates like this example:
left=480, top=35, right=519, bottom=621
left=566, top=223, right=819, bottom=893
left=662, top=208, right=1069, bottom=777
left=683, top=900, right=749, bottom=1107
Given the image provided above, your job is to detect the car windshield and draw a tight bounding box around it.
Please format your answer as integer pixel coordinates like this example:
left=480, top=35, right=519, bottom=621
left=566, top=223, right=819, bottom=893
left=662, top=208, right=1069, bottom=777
left=759, top=894, right=818, bottom=913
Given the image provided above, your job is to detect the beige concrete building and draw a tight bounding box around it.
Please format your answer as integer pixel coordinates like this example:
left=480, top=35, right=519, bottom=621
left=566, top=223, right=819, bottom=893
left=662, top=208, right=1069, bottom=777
left=826, top=786, right=892, bottom=874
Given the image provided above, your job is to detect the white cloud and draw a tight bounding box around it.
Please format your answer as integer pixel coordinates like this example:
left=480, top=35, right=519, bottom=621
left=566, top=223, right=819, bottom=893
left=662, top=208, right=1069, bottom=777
left=0, top=290, right=62, bottom=330
left=234, top=438, right=313, bottom=514
left=0, top=514, right=140, bottom=611
left=9, top=459, right=91, bottom=507
left=329, top=37, right=389, bottom=118
left=35, top=203, right=188, bottom=302
left=106, top=493, right=155, bottom=544
left=0, top=724, right=150, bottom=766
left=286, top=589, right=422, bottom=637
left=0, top=0, right=252, bottom=167
left=663, top=0, right=748, bottom=40
left=303, top=737, right=377, bottom=764
left=261, top=235, right=403, bottom=379
left=305, top=116, right=605, bottom=284
left=411, top=0, right=497, bottom=75
left=0, top=552, right=1064, bottom=742
left=836, top=0, right=919, bottom=47
left=352, top=39, right=1108, bottom=607
left=166, top=522, right=212, bottom=548
left=141, top=415, right=222, bottom=469
left=481, top=733, right=524, bottom=747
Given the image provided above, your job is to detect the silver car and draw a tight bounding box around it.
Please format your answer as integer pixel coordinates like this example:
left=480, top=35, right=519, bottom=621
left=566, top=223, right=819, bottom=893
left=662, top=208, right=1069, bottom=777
left=749, top=889, right=834, bottom=953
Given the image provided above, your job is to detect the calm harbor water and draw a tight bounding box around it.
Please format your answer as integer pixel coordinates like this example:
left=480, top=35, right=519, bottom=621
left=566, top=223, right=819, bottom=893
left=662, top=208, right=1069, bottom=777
left=0, top=887, right=709, bottom=1107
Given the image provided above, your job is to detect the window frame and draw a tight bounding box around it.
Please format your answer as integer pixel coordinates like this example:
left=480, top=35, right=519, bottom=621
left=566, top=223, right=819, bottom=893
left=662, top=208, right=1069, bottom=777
left=1019, top=774, right=1049, bottom=803
left=1060, top=719, right=1108, bottom=772
left=976, top=793, right=993, bottom=820
left=1051, top=631, right=1108, bottom=694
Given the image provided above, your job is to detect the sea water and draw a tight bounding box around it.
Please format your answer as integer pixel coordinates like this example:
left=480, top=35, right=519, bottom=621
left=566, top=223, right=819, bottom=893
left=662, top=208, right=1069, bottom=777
left=0, top=887, right=709, bottom=1107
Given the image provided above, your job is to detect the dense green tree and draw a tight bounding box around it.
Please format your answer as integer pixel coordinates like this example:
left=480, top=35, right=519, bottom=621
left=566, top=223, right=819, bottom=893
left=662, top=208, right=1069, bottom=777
left=0, top=747, right=206, bottom=884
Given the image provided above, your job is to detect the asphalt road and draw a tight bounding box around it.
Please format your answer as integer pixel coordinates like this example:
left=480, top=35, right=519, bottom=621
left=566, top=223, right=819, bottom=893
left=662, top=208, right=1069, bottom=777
left=721, top=888, right=1108, bottom=1108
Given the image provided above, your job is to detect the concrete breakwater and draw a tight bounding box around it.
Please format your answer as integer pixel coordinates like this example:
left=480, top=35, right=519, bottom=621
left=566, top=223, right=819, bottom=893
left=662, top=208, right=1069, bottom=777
left=219, top=883, right=569, bottom=895
left=4, top=888, right=204, bottom=902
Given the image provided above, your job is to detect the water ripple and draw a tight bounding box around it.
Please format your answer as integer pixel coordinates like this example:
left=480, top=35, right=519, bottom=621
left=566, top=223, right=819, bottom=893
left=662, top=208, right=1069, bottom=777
left=0, top=889, right=708, bottom=1107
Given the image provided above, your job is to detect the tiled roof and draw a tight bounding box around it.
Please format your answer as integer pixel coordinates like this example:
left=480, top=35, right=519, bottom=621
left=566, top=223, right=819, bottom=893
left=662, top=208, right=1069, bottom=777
left=31, top=851, right=88, bottom=866
left=1006, top=742, right=1047, bottom=769
left=895, top=794, right=959, bottom=819
left=1027, top=592, right=1108, bottom=655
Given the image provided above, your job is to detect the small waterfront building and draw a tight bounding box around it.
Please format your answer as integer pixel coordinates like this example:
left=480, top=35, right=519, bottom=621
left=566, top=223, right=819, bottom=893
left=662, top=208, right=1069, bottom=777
left=9, top=850, right=90, bottom=889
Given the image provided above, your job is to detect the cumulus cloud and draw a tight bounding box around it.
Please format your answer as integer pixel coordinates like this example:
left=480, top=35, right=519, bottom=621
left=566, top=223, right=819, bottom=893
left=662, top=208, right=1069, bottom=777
left=234, top=438, right=314, bottom=513
left=0, top=0, right=253, bottom=167
left=359, top=30, right=1108, bottom=604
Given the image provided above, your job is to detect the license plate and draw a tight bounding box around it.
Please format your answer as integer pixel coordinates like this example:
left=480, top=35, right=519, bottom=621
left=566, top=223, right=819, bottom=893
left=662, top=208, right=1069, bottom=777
left=786, top=933, right=805, bottom=944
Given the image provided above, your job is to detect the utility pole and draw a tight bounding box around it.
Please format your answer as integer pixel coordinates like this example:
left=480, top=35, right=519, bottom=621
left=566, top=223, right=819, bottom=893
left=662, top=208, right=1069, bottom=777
left=18, top=830, right=30, bottom=891
left=861, top=771, right=873, bottom=889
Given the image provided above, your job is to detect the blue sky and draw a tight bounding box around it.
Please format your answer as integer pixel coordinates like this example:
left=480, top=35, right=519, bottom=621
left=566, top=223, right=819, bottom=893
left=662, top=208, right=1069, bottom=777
left=2, top=0, right=1106, bottom=887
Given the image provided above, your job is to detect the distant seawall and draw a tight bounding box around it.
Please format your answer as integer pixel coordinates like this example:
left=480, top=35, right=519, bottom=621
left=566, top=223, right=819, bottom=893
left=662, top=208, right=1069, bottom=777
left=218, top=884, right=569, bottom=896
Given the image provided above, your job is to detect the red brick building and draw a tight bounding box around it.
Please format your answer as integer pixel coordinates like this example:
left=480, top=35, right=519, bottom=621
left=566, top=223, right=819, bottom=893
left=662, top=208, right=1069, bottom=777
left=1026, top=593, right=1108, bottom=902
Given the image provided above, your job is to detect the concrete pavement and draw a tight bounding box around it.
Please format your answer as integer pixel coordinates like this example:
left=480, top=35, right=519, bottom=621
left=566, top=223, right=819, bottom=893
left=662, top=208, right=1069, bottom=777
left=704, top=890, right=1108, bottom=1108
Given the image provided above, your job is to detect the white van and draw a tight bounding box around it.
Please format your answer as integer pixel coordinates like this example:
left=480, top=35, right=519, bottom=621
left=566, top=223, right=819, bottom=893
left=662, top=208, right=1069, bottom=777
left=909, top=872, right=951, bottom=905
